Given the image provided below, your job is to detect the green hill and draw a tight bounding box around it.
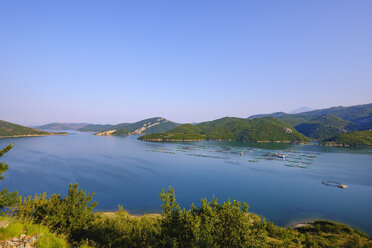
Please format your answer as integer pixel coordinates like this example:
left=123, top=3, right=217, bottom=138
left=0, top=120, right=67, bottom=138
left=248, top=103, right=372, bottom=141
left=139, top=117, right=310, bottom=143
left=325, top=129, right=372, bottom=146
left=139, top=124, right=206, bottom=141
left=292, top=114, right=350, bottom=141
left=78, top=123, right=118, bottom=132
left=79, top=117, right=180, bottom=135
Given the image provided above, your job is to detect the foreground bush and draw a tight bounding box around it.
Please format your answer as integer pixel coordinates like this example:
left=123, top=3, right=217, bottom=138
left=14, top=183, right=97, bottom=243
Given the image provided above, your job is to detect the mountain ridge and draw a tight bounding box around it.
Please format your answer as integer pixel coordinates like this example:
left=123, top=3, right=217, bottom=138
left=35, top=123, right=90, bottom=131
left=248, top=103, right=372, bottom=141
left=79, top=117, right=181, bottom=135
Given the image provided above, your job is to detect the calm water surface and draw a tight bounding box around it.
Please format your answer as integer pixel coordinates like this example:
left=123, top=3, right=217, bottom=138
left=1, top=131, right=372, bottom=234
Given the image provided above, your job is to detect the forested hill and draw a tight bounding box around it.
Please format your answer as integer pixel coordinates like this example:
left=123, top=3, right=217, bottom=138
left=139, top=117, right=310, bottom=143
left=78, top=117, right=180, bottom=135
left=0, top=120, right=67, bottom=138
left=248, top=103, right=372, bottom=141
left=325, top=129, right=372, bottom=147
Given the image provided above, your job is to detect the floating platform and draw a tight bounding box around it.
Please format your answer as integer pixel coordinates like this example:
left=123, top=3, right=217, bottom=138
left=297, top=164, right=311, bottom=169
left=284, top=163, right=297, bottom=167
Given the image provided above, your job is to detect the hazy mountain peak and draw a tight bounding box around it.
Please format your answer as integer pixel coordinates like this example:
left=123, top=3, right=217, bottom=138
left=289, top=107, right=313, bottom=114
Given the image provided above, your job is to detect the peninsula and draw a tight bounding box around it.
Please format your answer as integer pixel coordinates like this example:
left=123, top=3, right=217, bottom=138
left=0, top=120, right=68, bottom=138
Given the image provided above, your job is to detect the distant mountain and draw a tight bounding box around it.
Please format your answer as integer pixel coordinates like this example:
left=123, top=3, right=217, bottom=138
left=325, top=129, right=372, bottom=147
left=78, top=124, right=116, bottom=132
left=0, top=120, right=67, bottom=138
left=79, top=117, right=180, bottom=135
left=248, top=112, right=287, bottom=120
left=139, top=117, right=310, bottom=143
left=36, top=123, right=89, bottom=131
left=247, top=103, right=372, bottom=141
left=289, top=106, right=312, bottom=114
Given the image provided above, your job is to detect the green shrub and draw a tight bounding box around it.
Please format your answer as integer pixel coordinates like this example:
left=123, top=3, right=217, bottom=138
left=14, top=183, right=97, bottom=243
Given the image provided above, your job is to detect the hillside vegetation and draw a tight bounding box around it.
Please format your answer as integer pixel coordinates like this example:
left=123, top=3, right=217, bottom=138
left=139, top=117, right=311, bottom=143
left=0, top=120, right=67, bottom=138
left=292, top=114, right=350, bottom=141
left=325, top=129, right=372, bottom=146
left=139, top=124, right=206, bottom=141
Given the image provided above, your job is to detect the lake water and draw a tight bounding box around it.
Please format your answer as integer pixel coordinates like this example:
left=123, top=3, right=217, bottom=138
left=1, top=131, right=372, bottom=234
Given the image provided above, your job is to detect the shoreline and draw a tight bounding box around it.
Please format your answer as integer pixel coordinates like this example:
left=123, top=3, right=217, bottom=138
left=139, top=138, right=371, bottom=147
left=0, top=132, right=68, bottom=139
left=95, top=210, right=370, bottom=234
left=138, top=138, right=310, bottom=144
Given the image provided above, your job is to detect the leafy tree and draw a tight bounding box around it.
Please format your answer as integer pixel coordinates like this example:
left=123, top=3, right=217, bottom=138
left=84, top=205, right=160, bottom=247
left=0, top=143, right=18, bottom=212
left=0, top=144, right=13, bottom=180
left=15, top=183, right=97, bottom=243
left=158, top=187, right=267, bottom=248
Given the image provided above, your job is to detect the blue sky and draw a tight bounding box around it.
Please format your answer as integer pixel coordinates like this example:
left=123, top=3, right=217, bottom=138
left=1, top=0, right=371, bottom=125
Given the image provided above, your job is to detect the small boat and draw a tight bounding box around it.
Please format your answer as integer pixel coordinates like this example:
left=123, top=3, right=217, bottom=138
left=276, top=153, right=286, bottom=158
left=322, top=181, right=348, bottom=189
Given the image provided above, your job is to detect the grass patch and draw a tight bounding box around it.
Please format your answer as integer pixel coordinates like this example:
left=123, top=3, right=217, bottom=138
left=0, top=216, right=69, bottom=248
left=35, top=233, right=68, bottom=248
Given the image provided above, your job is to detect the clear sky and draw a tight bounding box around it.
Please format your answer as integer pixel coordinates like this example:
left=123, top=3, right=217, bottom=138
left=1, top=0, right=371, bottom=125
